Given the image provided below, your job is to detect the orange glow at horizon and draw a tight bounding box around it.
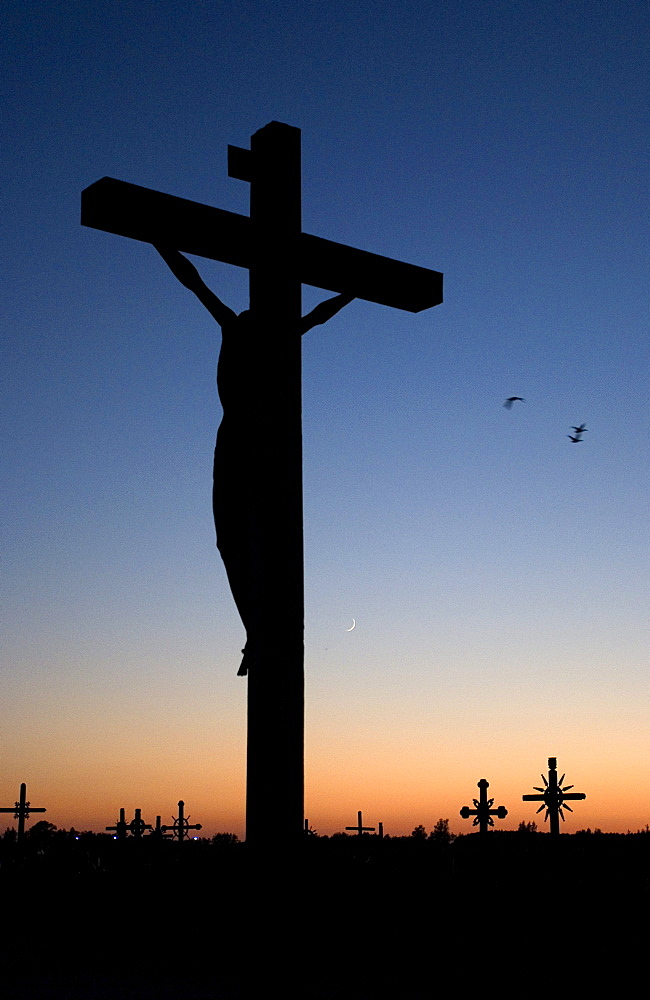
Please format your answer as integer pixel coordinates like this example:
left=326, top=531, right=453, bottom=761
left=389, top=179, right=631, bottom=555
left=4, top=724, right=650, bottom=839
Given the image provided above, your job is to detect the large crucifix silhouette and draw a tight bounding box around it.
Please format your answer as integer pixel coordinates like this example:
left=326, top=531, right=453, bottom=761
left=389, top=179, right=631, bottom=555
left=81, top=121, right=442, bottom=848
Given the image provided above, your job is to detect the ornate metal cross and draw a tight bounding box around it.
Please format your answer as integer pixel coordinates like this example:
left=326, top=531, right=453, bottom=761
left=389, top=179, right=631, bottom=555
left=460, top=778, right=508, bottom=834
left=522, top=756, right=586, bottom=835
left=163, top=799, right=202, bottom=842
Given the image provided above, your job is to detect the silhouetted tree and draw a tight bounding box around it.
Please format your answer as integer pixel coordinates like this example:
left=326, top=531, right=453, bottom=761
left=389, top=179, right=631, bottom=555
left=429, top=819, right=454, bottom=845
left=26, top=820, right=58, bottom=845
left=411, top=824, right=427, bottom=840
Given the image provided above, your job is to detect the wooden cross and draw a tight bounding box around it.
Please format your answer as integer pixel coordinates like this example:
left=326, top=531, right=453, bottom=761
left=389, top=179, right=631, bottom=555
left=346, top=810, right=375, bottom=836
left=0, top=782, right=46, bottom=843
left=81, top=121, right=442, bottom=848
left=460, top=778, right=508, bottom=834
left=162, top=799, right=202, bottom=842
left=522, top=757, right=586, bottom=835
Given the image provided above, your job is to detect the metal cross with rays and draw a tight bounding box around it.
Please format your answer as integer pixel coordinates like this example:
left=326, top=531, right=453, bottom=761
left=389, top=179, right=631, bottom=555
left=522, top=757, right=586, bottom=835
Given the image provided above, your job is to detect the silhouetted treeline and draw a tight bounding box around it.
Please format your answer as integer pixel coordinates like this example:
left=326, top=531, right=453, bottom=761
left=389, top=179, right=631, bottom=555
left=2, top=820, right=648, bottom=997
left=3, top=816, right=650, bottom=871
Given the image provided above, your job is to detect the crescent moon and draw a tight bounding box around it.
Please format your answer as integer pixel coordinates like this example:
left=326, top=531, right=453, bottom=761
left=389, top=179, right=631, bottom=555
left=346, top=618, right=356, bottom=631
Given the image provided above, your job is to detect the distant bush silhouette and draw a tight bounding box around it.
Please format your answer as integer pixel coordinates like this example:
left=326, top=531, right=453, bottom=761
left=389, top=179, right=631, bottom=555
left=211, top=832, right=239, bottom=845
left=26, top=820, right=58, bottom=841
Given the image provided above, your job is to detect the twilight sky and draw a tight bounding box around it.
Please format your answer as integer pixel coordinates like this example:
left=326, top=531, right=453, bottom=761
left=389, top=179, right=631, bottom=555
left=2, top=0, right=648, bottom=837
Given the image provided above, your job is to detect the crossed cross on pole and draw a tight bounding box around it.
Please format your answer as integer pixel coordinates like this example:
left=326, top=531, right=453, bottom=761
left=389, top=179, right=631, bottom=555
left=162, top=800, right=202, bottom=842
left=346, top=810, right=376, bottom=836
left=0, top=783, right=46, bottom=843
left=81, top=121, right=442, bottom=846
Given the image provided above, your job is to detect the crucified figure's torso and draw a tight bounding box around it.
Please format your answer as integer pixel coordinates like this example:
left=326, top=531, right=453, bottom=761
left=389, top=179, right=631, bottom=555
left=155, top=246, right=352, bottom=675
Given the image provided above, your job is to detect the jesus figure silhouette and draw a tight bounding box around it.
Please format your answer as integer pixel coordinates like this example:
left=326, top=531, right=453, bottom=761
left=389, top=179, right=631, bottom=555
left=155, top=246, right=352, bottom=675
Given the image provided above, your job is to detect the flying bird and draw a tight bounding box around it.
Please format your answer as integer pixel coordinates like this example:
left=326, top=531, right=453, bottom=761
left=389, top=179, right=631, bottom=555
left=571, top=424, right=587, bottom=433
left=504, top=397, right=525, bottom=409
left=568, top=435, right=583, bottom=443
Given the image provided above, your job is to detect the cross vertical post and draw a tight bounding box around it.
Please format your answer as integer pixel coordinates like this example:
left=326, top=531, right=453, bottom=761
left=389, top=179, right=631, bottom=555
left=546, top=762, right=561, bottom=838
left=245, top=123, right=304, bottom=850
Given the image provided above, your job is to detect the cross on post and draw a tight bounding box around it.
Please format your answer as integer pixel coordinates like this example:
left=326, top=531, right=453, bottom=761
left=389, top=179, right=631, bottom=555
left=522, top=757, right=586, bottom=835
left=81, top=121, right=443, bottom=848
left=346, top=810, right=375, bottom=837
left=106, top=807, right=128, bottom=840
left=460, top=778, right=508, bottom=834
left=0, top=783, right=46, bottom=844
left=163, top=800, right=202, bottom=842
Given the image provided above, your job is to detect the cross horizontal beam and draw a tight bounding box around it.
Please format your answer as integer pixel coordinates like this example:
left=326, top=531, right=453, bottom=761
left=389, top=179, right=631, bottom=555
left=81, top=178, right=443, bottom=313
left=523, top=793, right=586, bottom=802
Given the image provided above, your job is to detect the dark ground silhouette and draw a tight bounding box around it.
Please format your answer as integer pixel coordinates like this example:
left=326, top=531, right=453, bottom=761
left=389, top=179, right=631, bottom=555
left=2, top=828, right=647, bottom=998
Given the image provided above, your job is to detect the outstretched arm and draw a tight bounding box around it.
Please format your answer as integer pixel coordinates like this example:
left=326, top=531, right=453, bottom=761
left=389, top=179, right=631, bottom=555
left=154, top=245, right=237, bottom=329
left=298, top=292, right=354, bottom=335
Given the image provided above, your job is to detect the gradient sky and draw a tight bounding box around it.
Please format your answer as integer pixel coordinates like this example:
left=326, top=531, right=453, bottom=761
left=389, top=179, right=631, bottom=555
left=2, top=1, right=648, bottom=838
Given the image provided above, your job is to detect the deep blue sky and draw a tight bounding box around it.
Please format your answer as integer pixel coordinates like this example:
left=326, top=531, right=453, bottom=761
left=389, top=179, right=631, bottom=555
left=2, top=1, right=648, bottom=835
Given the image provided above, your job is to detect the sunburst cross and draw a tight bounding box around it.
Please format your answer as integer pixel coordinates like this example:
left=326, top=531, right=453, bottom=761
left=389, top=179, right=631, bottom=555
left=522, top=756, right=586, bottom=835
